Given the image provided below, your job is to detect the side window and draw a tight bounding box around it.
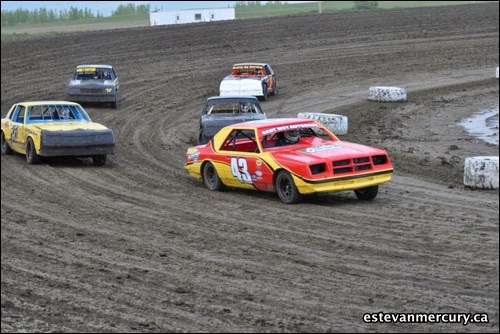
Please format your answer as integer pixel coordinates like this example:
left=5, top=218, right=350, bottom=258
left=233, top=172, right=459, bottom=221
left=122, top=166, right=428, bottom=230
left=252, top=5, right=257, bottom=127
left=7, top=105, right=19, bottom=120
left=220, top=129, right=259, bottom=153
left=16, top=107, right=26, bottom=123
left=265, top=65, right=272, bottom=75
left=220, top=130, right=237, bottom=151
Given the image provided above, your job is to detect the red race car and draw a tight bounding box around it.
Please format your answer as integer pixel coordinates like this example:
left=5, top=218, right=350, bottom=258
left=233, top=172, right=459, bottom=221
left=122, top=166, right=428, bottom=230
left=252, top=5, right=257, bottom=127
left=185, top=118, right=393, bottom=203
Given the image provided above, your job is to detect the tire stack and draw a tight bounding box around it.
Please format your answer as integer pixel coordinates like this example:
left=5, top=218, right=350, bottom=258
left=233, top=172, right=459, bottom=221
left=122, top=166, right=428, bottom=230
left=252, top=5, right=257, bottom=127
left=463, top=156, right=499, bottom=190
left=297, top=112, right=348, bottom=135
left=368, top=86, right=407, bottom=102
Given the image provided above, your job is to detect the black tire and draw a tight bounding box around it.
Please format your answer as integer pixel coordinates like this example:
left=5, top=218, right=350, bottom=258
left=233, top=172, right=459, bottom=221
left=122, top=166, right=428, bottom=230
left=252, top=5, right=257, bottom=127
left=26, top=137, right=41, bottom=164
left=198, top=132, right=209, bottom=145
left=92, top=155, right=107, bottom=166
left=1, top=132, right=13, bottom=155
left=354, top=185, right=379, bottom=201
left=261, top=83, right=268, bottom=101
left=111, top=94, right=119, bottom=109
left=203, top=161, right=225, bottom=191
left=270, top=80, right=278, bottom=96
left=275, top=170, right=302, bottom=204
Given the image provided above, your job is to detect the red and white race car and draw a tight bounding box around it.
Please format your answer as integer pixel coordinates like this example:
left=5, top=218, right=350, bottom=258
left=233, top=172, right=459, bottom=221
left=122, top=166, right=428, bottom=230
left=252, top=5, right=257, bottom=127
left=219, top=63, right=278, bottom=101
left=185, top=118, right=393, bottom=203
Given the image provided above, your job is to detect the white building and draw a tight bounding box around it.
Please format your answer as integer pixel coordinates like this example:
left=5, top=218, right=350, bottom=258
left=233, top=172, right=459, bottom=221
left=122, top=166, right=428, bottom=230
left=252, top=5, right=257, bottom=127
left=150, top=8, right=235, bottom=26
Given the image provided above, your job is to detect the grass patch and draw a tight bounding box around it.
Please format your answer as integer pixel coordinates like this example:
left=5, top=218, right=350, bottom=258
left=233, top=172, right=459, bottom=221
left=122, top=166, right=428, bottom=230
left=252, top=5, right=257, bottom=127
left=1, top=31, right=69, bottom=41
left=1, top=12, right=148, bottom=32
left=236, top=1, right=484, bottom=18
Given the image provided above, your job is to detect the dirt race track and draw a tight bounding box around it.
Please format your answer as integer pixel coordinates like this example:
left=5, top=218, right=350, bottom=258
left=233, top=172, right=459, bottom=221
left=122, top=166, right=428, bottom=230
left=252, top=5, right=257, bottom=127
left=1, top=3, right=499, bottom=332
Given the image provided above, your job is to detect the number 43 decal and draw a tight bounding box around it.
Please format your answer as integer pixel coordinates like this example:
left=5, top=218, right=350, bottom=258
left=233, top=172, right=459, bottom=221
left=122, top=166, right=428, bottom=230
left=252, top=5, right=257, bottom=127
left=231, top=158, right=252, bottom=183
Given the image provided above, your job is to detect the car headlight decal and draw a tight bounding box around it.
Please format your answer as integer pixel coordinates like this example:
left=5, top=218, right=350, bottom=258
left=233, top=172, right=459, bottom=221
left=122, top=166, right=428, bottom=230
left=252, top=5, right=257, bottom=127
left=310, top=163, right=326, bottom=175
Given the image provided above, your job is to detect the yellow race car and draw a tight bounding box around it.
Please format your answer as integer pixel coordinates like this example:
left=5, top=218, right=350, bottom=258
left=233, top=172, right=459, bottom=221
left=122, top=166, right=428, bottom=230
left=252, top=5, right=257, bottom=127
left=1, top=101, right=115, bottom=165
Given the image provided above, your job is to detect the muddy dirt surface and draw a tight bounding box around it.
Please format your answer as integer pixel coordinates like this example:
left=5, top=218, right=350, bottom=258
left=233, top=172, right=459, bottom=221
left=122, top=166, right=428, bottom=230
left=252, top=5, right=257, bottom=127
left=1, top=3, right=499, bottom=332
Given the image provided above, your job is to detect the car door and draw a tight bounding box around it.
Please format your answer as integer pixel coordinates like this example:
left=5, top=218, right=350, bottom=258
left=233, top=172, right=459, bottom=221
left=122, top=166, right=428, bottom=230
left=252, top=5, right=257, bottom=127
left=112, top=68, right=119, bottom=94
left=6, top=105, right=27, bottom=153
left=264, top=64, right=275, bottom=94
left=216, top=128, right=273, bottom=190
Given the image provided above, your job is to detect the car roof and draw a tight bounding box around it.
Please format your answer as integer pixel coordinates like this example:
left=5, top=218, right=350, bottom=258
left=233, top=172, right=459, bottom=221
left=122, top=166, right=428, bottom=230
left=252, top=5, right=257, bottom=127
left=207, top=96, right=259, bottom=101
left=230, top=118, right=316, bottom=129
left=233, top=63, right=268, bottom=67
left=16, top=101, right=82, bottom=107
left=76, top=64, right=113, bottom=69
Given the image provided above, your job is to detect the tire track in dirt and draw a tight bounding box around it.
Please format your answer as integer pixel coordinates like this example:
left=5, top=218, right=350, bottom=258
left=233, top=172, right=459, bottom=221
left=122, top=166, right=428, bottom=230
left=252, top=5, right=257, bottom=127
left=2, top=3, right=499, bottom=332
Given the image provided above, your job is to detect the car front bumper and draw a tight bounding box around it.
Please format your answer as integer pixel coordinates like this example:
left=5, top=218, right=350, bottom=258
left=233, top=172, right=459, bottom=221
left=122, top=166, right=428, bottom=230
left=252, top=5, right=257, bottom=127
left=67, top=93, right=117, bottom=103
left=293, top=170, right=393, bottom=194
left=39, top=129, right=115, bottom=157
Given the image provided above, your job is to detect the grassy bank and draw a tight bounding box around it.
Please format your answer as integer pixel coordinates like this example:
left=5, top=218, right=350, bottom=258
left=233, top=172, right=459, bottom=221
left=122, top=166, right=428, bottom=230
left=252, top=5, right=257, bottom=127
left=1, top=1, right=486, bottom=41
left=236, top=1, right=481, bottom=18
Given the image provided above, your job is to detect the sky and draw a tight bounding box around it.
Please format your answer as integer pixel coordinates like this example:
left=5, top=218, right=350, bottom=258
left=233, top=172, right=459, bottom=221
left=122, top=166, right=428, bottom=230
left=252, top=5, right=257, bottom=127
left=0, top=1, right=239, bottom=16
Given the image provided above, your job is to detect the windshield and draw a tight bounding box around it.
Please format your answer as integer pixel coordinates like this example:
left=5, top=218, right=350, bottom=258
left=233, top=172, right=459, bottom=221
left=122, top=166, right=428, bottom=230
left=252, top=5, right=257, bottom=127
left=26, top=104, right=92, bottom=123
left=231, top=65, right=265, bottom=77
left=204, top=101, right=263, bottom=116
left=74, top=67, right=114, bottom=80
left=260, top=125, right=336, bottom=149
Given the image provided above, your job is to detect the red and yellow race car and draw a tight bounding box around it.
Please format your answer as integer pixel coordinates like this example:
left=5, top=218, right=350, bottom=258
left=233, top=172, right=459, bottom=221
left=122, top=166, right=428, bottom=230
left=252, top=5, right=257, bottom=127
left=185, top=118, right=393, bottom=203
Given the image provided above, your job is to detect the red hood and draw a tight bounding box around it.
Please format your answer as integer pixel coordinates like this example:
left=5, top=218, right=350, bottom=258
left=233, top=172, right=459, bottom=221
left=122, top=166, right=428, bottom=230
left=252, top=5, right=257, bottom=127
left=270, top=141, right=387, bottom=164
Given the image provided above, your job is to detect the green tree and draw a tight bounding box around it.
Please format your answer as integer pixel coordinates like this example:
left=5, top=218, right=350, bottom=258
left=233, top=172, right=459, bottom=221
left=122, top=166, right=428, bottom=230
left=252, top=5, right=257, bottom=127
left=354, top=1, right=378, bottom=10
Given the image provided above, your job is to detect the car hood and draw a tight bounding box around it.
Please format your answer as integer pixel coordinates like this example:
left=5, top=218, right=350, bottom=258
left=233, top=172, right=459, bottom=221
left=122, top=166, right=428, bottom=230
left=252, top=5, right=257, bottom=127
left=271, top=141, right=387, bottom=164
left=31, top=122, right=109, bottom=131
left=69, top=79, right=115, bottom=87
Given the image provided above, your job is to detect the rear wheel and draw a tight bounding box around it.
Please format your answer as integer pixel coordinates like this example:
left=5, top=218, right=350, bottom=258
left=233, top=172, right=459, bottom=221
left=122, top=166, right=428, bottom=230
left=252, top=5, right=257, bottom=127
left=275, top=170, right=302, bottom=204
left=354, top=186, right=379, bottom=201
left=26, top=137, right=41, bottom=164
left=92, top=155, right=107, bottom=166
left=203, top=162, right=225, bottom=191
left=271, top=81, right=278, bottom=96
left=1, top=132, right=13, bottom=155
left=261, top=83, right=268, bottom=101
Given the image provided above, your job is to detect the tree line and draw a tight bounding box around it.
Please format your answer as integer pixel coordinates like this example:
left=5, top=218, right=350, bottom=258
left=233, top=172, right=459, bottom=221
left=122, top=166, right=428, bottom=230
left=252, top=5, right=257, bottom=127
left=1, top=3, right=151, bottom=26
left=235, top=1, right=288, bottom=6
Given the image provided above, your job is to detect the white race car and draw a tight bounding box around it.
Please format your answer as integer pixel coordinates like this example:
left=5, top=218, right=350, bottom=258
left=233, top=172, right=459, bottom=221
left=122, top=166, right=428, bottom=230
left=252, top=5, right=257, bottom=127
left=219, top=63, right=278, bottom=101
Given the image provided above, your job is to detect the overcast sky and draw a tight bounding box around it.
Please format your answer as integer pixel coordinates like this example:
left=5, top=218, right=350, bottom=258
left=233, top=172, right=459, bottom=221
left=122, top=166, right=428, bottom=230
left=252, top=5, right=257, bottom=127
left=0, top=1, right=239, bottom=16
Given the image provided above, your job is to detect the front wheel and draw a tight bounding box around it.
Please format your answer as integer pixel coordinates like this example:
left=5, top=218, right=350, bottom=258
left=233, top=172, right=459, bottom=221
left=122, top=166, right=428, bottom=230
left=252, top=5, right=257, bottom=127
left=111, top=93, right=119, bottom=109
left=275, top=170, right=302, bottom=204
left=198, top=131, right=210, bottom=145
left=92, top=155, right=107, bottom=166
left=1, top=132, right=13, bottom=155
left=203, top=162, right=225, bottom=191
left=26, top=137, right=41, bottom=164
left=354, top=186, right=379, bottom=201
